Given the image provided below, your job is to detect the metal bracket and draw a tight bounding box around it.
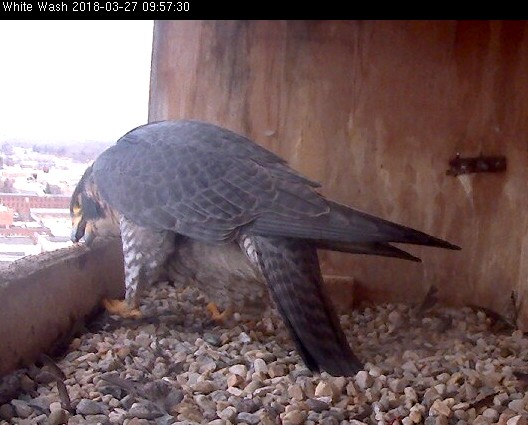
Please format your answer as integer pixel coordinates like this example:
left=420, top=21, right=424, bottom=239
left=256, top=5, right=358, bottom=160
left=446, top=154, right=507, bottom=177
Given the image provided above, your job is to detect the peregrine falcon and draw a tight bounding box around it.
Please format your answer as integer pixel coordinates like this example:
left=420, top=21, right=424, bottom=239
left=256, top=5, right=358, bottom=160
left=71, top=120, right=459, bottom=376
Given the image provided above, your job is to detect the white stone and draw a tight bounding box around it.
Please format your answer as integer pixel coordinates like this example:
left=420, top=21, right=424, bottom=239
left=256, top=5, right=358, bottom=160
left=507, top=415, right=527, bottom=425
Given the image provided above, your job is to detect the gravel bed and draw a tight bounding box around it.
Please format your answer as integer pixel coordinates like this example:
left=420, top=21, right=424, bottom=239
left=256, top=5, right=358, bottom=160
left=1, top=281, right=528, bottom=425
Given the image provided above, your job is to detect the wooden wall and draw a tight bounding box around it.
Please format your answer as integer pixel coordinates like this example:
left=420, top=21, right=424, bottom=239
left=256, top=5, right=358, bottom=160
left=148, top=20, right=528, bottom=329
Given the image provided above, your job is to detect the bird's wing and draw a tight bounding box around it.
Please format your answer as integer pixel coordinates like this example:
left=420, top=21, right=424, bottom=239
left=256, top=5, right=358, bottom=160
left=92, top=120, right=328, bottom=242
left=93, top=120, right=459, bottom=254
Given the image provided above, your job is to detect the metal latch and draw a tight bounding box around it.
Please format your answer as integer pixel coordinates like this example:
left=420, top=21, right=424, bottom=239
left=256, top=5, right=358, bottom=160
left=446, top=154, right=507, bottom=177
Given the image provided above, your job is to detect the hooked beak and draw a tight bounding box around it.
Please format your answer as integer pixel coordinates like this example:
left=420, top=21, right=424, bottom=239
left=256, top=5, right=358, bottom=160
left=71, top=217, right=95, bottom=246
left=83, top=222, right=95, bottom=246
left=71, top=215, right=85, bottom=242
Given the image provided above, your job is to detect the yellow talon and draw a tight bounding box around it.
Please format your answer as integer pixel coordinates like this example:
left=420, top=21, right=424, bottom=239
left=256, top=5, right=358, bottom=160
left=206, top=302, right=232, bottom=323
left=102, top=298, right=143, bottom=319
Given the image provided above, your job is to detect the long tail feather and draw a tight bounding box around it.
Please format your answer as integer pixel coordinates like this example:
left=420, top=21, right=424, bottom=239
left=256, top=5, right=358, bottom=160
left=248, top=235, right=362, bottom=376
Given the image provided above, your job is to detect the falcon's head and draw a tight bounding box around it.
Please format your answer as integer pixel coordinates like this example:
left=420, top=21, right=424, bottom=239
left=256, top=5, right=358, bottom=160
left=70, top=166, right=119, bottom=246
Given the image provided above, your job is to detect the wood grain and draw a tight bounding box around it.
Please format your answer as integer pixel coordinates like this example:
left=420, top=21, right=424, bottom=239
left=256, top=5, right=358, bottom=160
left=148, top=20, right=528, bottom=329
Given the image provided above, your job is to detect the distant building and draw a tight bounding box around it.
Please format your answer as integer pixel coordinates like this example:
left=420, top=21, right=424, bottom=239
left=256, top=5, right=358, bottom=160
left=0, top=202, right=74, bottom=264
left=37, top=234, right=72, bottom=252
left=0, top=193, right=70, bottom=219
left=0, top=205, right=14, bottom=227
left=0, top=227, right=73, bottom=265
left=0, top=226, right=49, bottom=238
left=0, top=235, right=40, bottom=263
left=31, top=208, right=71, bottom=238
left=0, top=143, right=94, bottom=264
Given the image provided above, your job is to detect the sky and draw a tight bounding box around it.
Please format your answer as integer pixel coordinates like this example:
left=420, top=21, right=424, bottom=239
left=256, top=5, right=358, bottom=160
left=0, top=20, right=153, bottom=144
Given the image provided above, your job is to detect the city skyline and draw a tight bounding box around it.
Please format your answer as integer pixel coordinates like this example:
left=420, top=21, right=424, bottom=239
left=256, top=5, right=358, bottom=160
left=0, top=142, right=90, bottom=263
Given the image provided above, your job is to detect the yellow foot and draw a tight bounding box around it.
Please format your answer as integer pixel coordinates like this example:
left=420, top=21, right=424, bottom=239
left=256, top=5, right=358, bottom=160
left=102, top=298, right=143, bottom=319
left=206, top=302, right=233, bottom=323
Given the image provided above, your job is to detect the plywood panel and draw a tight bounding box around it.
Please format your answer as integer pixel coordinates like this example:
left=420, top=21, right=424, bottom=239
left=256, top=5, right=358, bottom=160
left=148, top=20, right=528, bottom=329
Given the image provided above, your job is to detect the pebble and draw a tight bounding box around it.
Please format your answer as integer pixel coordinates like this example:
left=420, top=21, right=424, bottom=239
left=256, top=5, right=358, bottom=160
left=237, top=411, right=260, bottom=424
left=388, top=378, right=406, bottom=393
left=507, top=416, right=527, bottom=425
left=306, top=398, right=330, bottom=413
left=369, top=365, right=383, bottom=377
left=408, top=408, right=423, bottom=423
left=11, top=399, right=33, bottom=418
left=388, top=310, right=402, bottom=326
left=85, top=414, right=111, bottom=424
left=288, top=384, right=304, bottom=401
left=244, top=379, right=263, bottom=394
left=268, top=363, right=287, bottom=378
left=19, top=375, right=36, bottom=393
left=253, top=358, right=268, bottom=375
left=227, top=373, right=244, bottom=388
left=195, top=394, right=216, bottom=415
left=434, top=383, right=446, bottom=395
left=424, top=387, right=441, bottom=405
left=403, top=386, right=417, bottom=401
left=207, top=420, right=225, bottom=425
left=228, top=364, right=247, bottom=377
left=108, top=410, right=126, bottom=423
left=226, top=386, right=244, bottom=396
left=203, top=332, right=221, bottom=346
left=454, top=409, right=469, bottom=420
left=0, top=403, right=15, bottom=421
left=315, top=381, right=335, bottom=399
left=253, top=386, right=274, bottom=398
left=129, top=401, right=164, bottom=419
left=35, top=371, right=55, bottom=384
left=76, top=398, right=106, bottom=415
left=238, top=332, right=251, bottom=343
left=1, top=283, right=528, bottom=425
left=430, top=399, right=452, bottom=417
left=482, top=408, right=499, bottom=422
left=282, top=409, right=306, bottom=425
left=235, top=398, right=261, bottom=414
left=218, top=406, right=237, bottom=421
left=48, top=408, right=69, bottom=425
left=355, top=370, right=373, bottom=389
left=49, top=401, right=63, bottom=412
left=192, top=380, right=217, bottom=394
left=508, top=399, right=526, bottom=413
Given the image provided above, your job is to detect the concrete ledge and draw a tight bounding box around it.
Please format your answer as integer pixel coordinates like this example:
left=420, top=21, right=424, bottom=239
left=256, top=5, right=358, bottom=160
left=0, top=239, right=124, bottom=377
